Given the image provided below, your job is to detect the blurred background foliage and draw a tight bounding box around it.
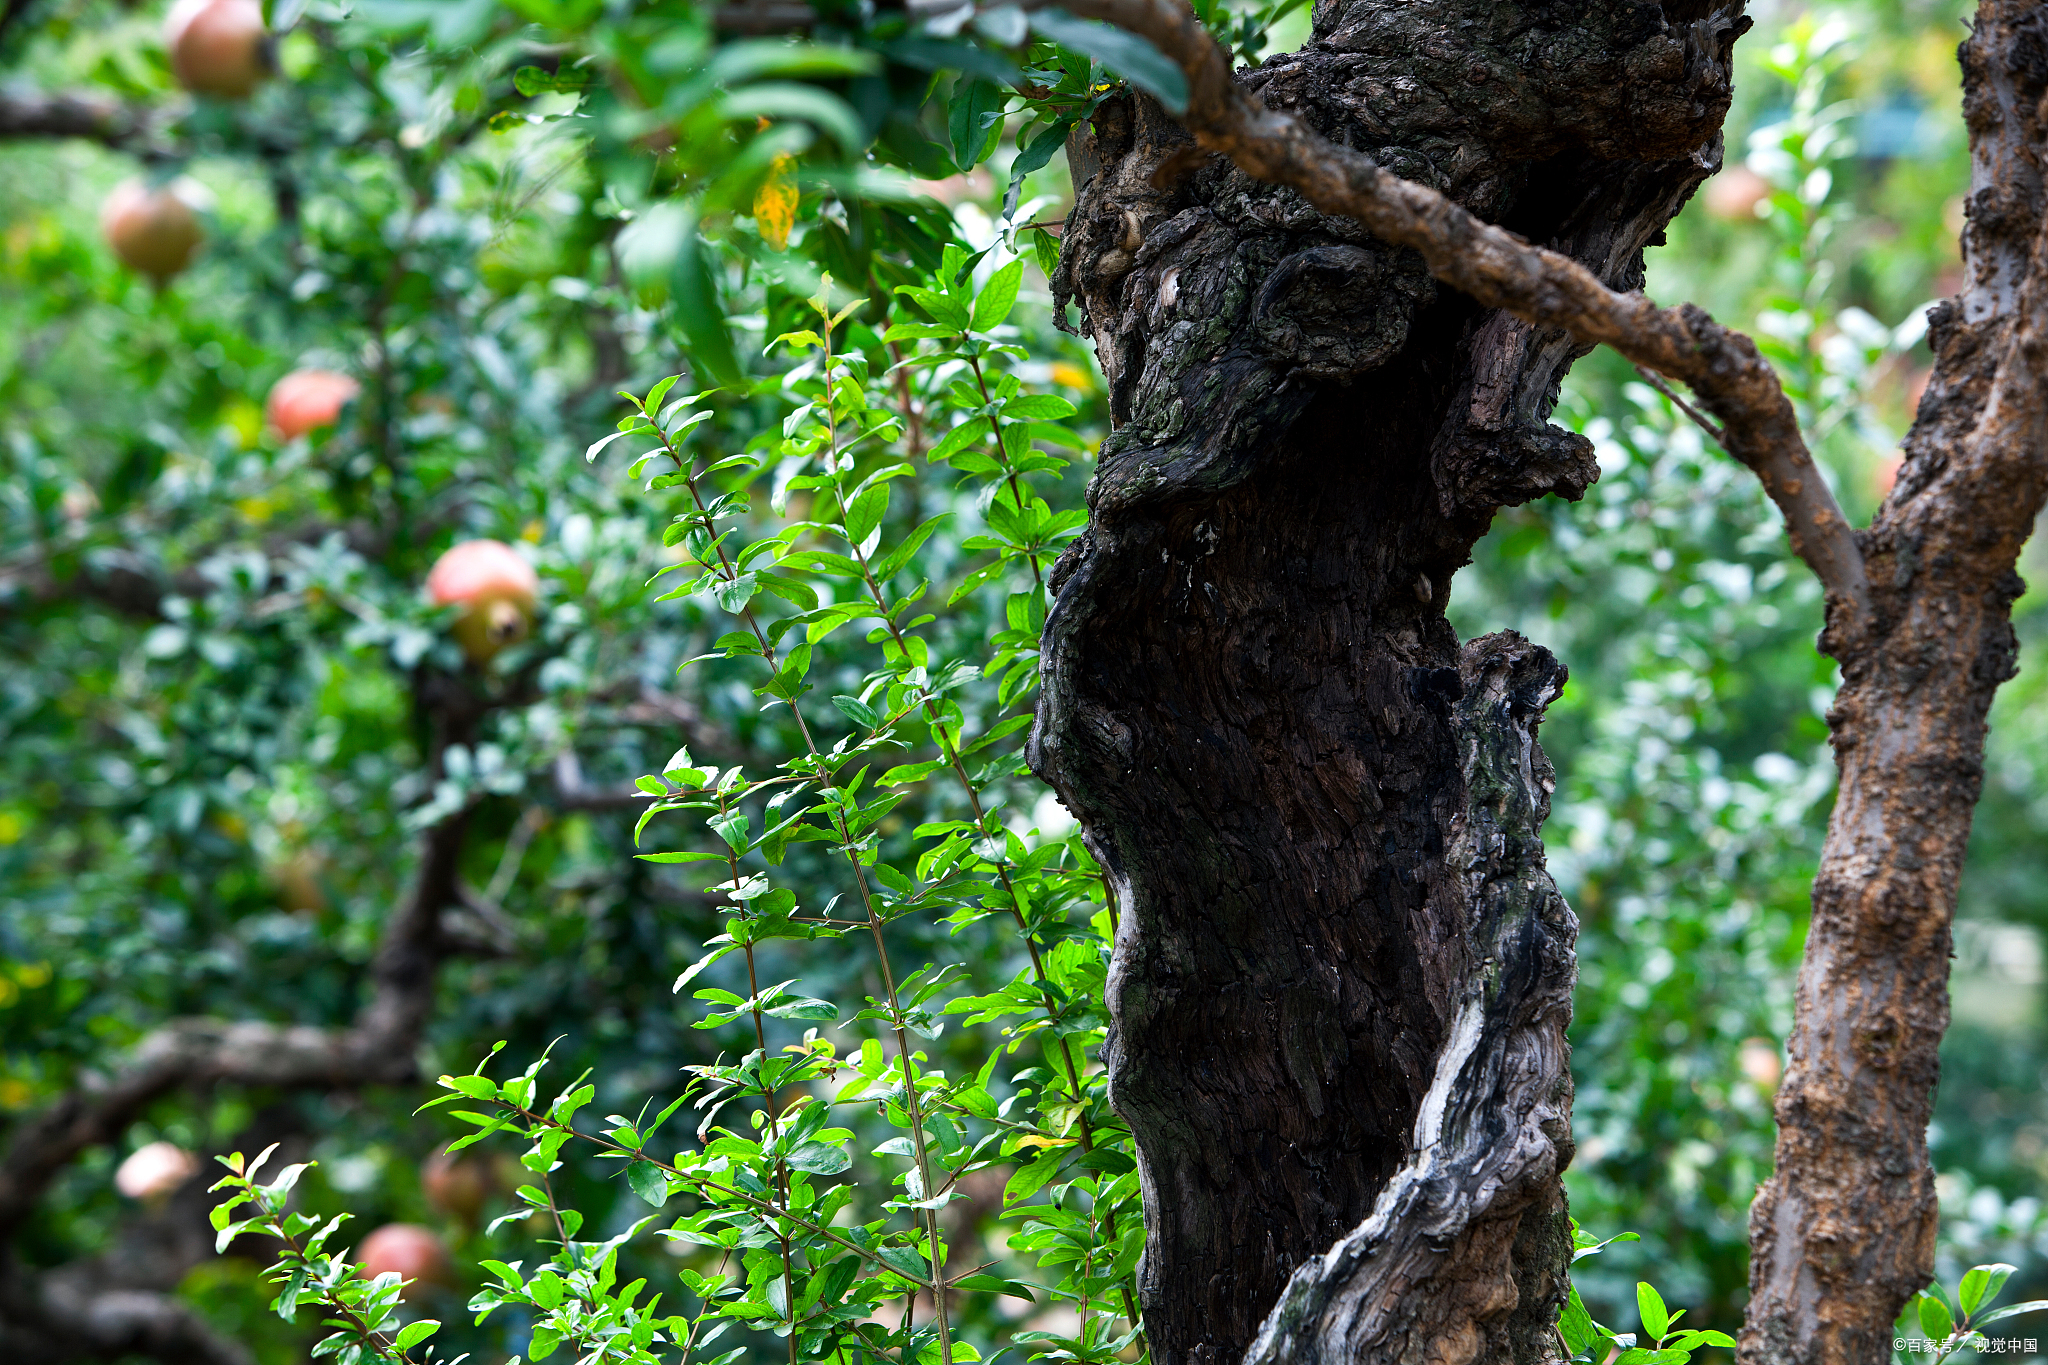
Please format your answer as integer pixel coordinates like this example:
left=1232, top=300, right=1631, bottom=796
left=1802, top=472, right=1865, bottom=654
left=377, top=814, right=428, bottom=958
left=0, top=0, right=2041, bottom=1358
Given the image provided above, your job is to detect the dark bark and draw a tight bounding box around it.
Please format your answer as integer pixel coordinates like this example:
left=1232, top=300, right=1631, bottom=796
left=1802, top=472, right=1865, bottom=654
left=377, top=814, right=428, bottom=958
left=1741, top=4, right=2048, bottom=1360
left=0, top=89, right=150, bottom=148
left=1028, top=3, right=1747, bottom=1360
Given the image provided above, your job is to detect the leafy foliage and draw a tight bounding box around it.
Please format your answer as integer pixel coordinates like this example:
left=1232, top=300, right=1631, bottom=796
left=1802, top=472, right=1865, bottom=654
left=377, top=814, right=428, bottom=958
left=3, top=0, right=2041, bottom=1361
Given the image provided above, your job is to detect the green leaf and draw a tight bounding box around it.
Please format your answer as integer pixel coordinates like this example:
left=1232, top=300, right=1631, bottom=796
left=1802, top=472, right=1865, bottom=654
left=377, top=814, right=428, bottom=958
left=393, top=1320, right=441, bottom=1351
left=719, top=83, right=865, bottom=154
left=834, top=695, right=881, bottom=729
left=1002, top=118, right=1076, bottom=219
left=528, top=1270, right=565, bottom=1310
left=1637, top=1282, right=1669, bottom=1340
left=1002, top=393, right=1078, bottom=420
left=894, top=284, right=970, bottom=331
left=950, top=1272, right=1036, bottom=1302
left=1004, top=1147, right=1065, bottom=1206
left=626, top=1160, right=671, bottom=1208
left=764, top=995, right=838, bottom=1021
left=786, top=1139, right=852, bottom=1174
left=674, top=226, right=741, bottom=387
left=873, top=1244, right=931, bottom=1284
left=1031, top=225, right=1061, bottom=278
left=872, top=514, right=951, bottom=581
left=1976, top=1299, right=2048, bottom=1326
left=971, top=259, right=1025, bottom=333
left=441, top=1074, right=499, bottom=1100
left=1919, top=1292, right=1955, bottom=1344
left=1558, top=1285, right=1599, bottom=1356
left=1028, top=8, right=1189, bottom=112
left=844, top=482, right=891, bottom=547
left=948, top=77, right=1008, bottom=170
left=928, top=417, right=993, bottom=465
left=880, top=758, right=950, bottom=786
left=1960, top=1264, right=2016, bottom=1315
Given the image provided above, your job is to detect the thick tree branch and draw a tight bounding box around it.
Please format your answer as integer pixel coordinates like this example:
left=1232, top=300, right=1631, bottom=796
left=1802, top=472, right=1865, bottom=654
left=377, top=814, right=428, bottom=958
left=1741, top=5, right=2048, bottom=1356
left=0, top=522, right=396, bottom=626
left=1243, top=635, right=1576, bottom=1365
left=0, top=808, right=471, bottom=1236
left=0, top=1278, right=258, bottom=1365
left=0, top=89, right=156, bottom=150
left=1032, top=0, right=1872, bottom=638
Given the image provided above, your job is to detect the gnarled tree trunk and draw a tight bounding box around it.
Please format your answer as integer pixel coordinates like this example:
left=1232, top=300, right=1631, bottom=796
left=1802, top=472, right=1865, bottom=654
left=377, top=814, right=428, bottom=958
left=1029, top=3, right=1750, bottom=1360
left=1741, top=5, right=2048, bottom=1361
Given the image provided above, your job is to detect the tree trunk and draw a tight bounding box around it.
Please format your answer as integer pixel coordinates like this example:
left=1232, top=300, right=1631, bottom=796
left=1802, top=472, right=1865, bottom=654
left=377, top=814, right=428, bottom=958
left=1740, top=5, right=2048, bottom=1361
left=1031, top=3, right=1750, bottom=1360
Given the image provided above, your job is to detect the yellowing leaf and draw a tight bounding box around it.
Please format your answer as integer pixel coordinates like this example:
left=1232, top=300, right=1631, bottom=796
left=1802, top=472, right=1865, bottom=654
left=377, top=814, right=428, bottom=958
left=756, top=153, right=799, bottom=251
left=1013, top=1134, right=1073, bottom=1151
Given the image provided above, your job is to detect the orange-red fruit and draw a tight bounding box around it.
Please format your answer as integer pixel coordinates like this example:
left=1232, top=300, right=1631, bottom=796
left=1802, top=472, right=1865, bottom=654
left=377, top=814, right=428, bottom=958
left=165, top=0, right=271, bottom=99
left=100, top=178, right=207, bottom=284
left=357, top=1224, right=453, bottom=1299
left=1737, top=1038, right=1783, bottom=1089
left=1704, top=165, right=1772, bottom=222
left=266, top=369, right=360, bottom=440
left=427, top=539, right=540, bottom=664
left=114, top=1141, right=199, bottom=1200
left=421, top=1151, right=492, bottom=1224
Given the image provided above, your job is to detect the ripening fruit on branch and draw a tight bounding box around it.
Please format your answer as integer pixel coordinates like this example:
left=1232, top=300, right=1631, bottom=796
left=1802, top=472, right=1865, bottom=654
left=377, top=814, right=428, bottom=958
left=1703, top=165, right=1772, bottom=222
left=266, top=369, right=360, bottom=440
left=420, top=1151, right=493, bottom=1224
left=100, top=177, right=209, bottom=285
left=1738, top=1037, right=1783, bottom=1090
left=114, top=1141, right=199, bottom=1201
left=356, top=1224, right=453, bottom=1299
left=427, top=539, right=540, bottom=664
left=165, top=0, right=272, bottom=99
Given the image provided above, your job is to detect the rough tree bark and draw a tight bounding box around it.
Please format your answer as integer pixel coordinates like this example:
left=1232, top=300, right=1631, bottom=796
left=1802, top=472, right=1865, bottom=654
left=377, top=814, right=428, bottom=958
left=1027, top=0, right=2048, bottom=1359
left=1743, top=5, right=2048, bottom=1361
left=1028, top=2, right=1750, bottom=1361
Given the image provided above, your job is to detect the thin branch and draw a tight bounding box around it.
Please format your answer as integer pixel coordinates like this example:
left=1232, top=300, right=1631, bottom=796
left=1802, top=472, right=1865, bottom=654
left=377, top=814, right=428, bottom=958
left=548, top=749, right=645, bottom=811
left=1037, top=0, right=1873, bottom=638
left=1634, top=365, right=1729, bottom=446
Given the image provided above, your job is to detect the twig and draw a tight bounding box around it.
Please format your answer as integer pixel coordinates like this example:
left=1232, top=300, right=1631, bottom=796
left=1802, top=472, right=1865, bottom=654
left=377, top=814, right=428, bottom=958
left=1633, top=365, right=1728, bottom=446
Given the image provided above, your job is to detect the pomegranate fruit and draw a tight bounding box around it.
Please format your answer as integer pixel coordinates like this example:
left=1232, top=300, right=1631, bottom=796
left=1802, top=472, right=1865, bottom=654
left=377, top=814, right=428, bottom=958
left=165, top=0, right=272, bottom=99
left=266, top=369, right=360, bottom=440
left=427, top=540, right=540, bottom=664
left=1703, top=165, right=1772, bottom=222
left=114, top=1141, right=199, bottom=1201
left=1737, top=1037, right=1783, bottom=1090
left=357, top=1223, right=453, bottom=1299
left=100, top=177, right=208, bottom=285
left=421, top=1151, right=492, bottom=1224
